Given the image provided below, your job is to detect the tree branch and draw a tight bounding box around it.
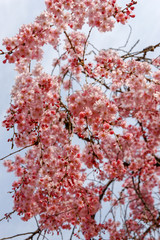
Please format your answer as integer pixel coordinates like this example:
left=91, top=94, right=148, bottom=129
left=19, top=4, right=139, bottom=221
left=0, top=228, right=40, bottom=240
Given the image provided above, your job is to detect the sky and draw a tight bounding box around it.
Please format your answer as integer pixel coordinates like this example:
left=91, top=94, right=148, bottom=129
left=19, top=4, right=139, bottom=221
left=0, top=0, right=160, bottom=239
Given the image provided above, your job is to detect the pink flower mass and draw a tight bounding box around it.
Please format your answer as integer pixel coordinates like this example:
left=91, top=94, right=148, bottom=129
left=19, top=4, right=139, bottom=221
left=1, top=0, right=160, bottom=239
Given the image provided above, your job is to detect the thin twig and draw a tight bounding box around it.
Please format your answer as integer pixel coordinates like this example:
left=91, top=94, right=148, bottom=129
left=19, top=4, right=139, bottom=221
left=0, top=144, right=33, bottom=161
left=0, top=229, right=40, bottom=240
left=69, top=226, right=76, bottom=240
left=119, top=25, right=132, bottom=49
left=59, top=229, right=63, bottom=240
left=83, top=27, right=93, bottom=60
left=0, top=211, right=15, bottom=222
left=128, top=39, right=140, bottom=53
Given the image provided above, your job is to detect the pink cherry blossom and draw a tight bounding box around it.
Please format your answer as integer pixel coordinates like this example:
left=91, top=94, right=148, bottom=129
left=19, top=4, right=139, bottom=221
left=1, top=0, right=160, bottom=239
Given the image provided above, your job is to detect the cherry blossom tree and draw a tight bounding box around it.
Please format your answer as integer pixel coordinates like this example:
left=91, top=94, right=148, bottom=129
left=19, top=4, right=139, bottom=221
left=0, top=0, right=160, bottom=239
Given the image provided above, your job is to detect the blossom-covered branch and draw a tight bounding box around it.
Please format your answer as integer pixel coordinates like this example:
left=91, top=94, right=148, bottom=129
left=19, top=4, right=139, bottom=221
left=1, top=0, right=160, bottom=239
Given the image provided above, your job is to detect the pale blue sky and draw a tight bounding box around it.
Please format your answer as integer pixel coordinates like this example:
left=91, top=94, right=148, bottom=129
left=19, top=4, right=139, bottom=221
left=0, top=0, right=160, bottom=239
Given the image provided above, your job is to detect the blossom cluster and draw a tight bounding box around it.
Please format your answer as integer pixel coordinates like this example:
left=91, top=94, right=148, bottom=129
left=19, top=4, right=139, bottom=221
left=2, top=0, right=160, bottom=239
